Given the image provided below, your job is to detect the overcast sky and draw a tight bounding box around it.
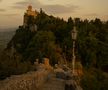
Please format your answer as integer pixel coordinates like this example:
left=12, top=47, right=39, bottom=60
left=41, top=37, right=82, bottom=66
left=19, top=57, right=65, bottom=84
left=0, top=0, right=108, bottom=29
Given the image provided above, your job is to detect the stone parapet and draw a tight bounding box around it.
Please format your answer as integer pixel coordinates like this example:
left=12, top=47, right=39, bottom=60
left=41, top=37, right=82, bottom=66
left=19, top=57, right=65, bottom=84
left=0, top=70, right=49, bottom=90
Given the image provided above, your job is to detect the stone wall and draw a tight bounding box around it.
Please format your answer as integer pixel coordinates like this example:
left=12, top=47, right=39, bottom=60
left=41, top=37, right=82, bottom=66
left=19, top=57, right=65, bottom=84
left=0, top=70, right=49, bottom=90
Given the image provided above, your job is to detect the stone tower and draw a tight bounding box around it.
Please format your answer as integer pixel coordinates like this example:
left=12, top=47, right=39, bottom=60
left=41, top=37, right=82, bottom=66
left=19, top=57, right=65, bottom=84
left=23, top=5, right=38, bottom=31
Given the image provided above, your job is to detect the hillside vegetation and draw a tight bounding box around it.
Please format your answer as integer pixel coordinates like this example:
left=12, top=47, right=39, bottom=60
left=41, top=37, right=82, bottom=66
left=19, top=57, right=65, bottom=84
left=0, top=9, right=108, bottom=90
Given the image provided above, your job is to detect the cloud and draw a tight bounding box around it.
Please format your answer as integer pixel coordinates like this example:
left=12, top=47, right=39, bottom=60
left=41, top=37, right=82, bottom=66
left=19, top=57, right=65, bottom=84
left=0, top=13, right=19, bottom=17
left=11, top=0, right=41, bottom=9
left=43, top=5, right=78, bottom=14
left=15, top=1, right=29, bottom=5
left=0, top=9, right=6, bottom=12
left=85, top=13, right=98, bottom=17
left=3, top=14, right=19, bottom=16
left=11, top=1, right=28, bottom=9
left=11, top=0, right=78, bottom=14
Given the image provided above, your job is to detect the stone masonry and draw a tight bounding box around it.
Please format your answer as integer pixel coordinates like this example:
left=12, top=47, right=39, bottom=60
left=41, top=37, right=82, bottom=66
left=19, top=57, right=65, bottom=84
left=0, top=70, right=50, bottom=90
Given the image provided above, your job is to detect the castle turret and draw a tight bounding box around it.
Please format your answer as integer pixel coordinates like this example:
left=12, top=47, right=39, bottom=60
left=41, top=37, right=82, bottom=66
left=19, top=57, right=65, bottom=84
left=23, top=5, right=38, bottom=31
left=26, top=5, right=38, bottom=16
left=28, top=5, right=32, bottom=11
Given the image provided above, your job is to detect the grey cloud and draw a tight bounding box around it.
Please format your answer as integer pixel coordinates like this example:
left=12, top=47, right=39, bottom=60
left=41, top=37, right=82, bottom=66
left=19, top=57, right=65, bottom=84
left=15, top=1, right=29, bottom=5
left=43, top=5, right=78, bottom=14
left=4, top=14, right=18, bottom=16
left=12, top=5, right=26, bottom=9
left=12, top=1, right=29, bottom=9
left=0, top=13, right=19, bottom=17
left=12, top=0, right=78, bottom=14
left=85, top=13, right=98, bottom=16
left=11, top=0, right=41, bottom=9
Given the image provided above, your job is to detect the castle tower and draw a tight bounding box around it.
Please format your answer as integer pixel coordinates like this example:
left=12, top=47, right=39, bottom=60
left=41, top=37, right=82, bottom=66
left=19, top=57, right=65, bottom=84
left=23, top=5, right=38, bottom=29
left=28, top=5, right=32, bottom=11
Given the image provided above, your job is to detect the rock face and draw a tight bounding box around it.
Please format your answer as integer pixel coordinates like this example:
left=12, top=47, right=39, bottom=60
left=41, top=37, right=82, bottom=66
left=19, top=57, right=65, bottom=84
left=0, top=70, right=49, bottom=90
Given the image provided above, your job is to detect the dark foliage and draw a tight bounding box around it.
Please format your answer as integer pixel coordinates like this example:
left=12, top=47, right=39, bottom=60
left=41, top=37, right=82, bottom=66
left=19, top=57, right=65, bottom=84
left=0, top=9, right=108, bottom=87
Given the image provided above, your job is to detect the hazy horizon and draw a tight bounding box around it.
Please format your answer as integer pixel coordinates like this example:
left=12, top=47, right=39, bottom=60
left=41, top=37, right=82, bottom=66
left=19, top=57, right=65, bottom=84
left=0, top=0, right=108, bottom=30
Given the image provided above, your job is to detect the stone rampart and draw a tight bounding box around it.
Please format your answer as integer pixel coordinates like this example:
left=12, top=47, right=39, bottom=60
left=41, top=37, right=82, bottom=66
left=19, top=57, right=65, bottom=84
left=0, top=70, right=49, bottom=90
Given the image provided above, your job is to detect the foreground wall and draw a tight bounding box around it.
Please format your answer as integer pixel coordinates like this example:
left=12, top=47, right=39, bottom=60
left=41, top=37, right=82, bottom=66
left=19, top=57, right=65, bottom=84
left=0, top=70, right=49, bottom=90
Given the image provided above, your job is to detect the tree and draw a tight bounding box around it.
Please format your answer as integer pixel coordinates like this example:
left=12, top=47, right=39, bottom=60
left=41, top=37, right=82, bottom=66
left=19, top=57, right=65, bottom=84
left=24, top=31, right=62, bottom=65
